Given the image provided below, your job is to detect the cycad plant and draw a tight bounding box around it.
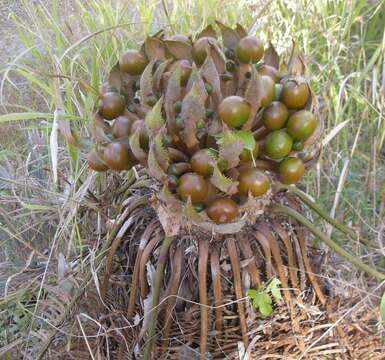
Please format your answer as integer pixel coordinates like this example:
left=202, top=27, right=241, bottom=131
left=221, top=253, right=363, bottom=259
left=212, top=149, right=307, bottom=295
left=58, top=22, right=384, bottom=359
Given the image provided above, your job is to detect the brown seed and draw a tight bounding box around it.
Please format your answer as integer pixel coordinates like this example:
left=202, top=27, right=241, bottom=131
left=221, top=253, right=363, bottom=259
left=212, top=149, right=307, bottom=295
left=119, top=49, right=148, bottom=75
left=239, top=143, right=259, bottom=164
left=103, top=141, right=133, bottom=171
left=86, top=149, right=109, bottom=172
left=112, top=115, right=133, bottom=138
left=168, top=59, right=192, bottom=85
left=236, top=36, right=264, bottom=63
left=278, top=157, right=305, bottom=184
left=207, top=198, right=239, bottom=224
left=192, top=37, right=217, bottom=65
left=99, top=92, right=125, bottom=120
left=262, top=101, right=289, bottom=130
left=238, top=168, right=270, bottom=196
left=258, top=64, right=280, bottom=82
left=218, top=96, right=251, bottom=128
left=280, top=80, right=310, bottom=109
left=259, top=75, right=275, bottom=107
left=190, top=149, right=214, bottom=176
left=287, top=110, right=318, bottom=141
left=177, top=173, right=208, bottom=203
left=263, top=130, right=293, bottom=160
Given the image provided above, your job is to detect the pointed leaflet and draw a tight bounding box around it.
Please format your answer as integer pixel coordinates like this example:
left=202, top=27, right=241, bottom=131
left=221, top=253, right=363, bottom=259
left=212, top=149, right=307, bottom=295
left=207, top=117, right=222, bottom=136
left=164, top=67, right=182, bottom=143
left=129, top=124, right=147, bottom=164
left=124, top=107, right=140, bottom=122
left=216, top=21, right=241, bottom=50
left=221, top=72, right=237, bottom=98
left=223, top=167, right=238, bottom=181
left=148, top=140, right=168, bottom=182
left=156, top=187, right=183, bottom=237
left=120, top=72, right=137, bottom=100
left=200, top=55, right=222, bottom=108
left=131, top=102, right=146, bottom=118
left=153, top=59, right=172, bottom=93
left=210, top=164, right=239, bottom=195
left=144, top=36, right=166, bottom=61
left=235, top=24, right=247, bottom=38
left=145, top=97, right=164, bottom=137
left=159, top=184, right=182, bottom=206
left=186, top=65, right=208, bottom=101
left=99, top=83, right=113, bottom=95
left=209, top=42, right=227, bottom=75
left=108, top=62, right=122, bottom=91
left=218, top=127, right=244, bottom=169
left=164, top=40, right=193, bottom=61
left=92, top=113, right=110, bottom=142
left=197, top=24, right=217, bottom=39
left=184, top=197, right=206, bottom=223
left=154, top=129, right=170, bottom=172
left=263, top=42, right=280, bottom=70
left=140, top=60, right=155, bottom=107
left=242, top=67, right=263, bottom=130
left=181, top=83, right=206, bottom=153
left=288, top=41, right=305, bottom=76
left=280, top=61, right=288, bottom=75
left=234, top=130, right=256, bottom=151
left=238, top=193, right=262, bottom=222
left=152, top=29, right=165, bottom=39
left=304, top=82, right=315, bottom=112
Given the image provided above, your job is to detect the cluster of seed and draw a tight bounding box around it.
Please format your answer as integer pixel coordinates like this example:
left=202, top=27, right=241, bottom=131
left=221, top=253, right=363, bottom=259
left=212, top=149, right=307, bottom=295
left=86, top=24, right=318, bottom=224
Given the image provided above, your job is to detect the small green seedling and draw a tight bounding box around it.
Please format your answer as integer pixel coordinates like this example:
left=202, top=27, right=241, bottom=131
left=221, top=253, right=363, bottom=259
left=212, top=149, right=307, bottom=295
left=247, top=277, right=282, bottom=317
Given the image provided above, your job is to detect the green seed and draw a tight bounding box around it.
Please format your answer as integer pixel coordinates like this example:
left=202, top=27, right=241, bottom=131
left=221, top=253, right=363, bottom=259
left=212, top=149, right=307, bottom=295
left=205, top=83, right=213, bottom=94
left=174, top=101, right=182, bottom=113
left=206, top=109, right=214, bottom=118
left=163, top=135, right=172, bottom=147
left=193, top=202, right=205, bottom=212
left=218, top=158, right=228, bottom=171
left=221, top=73, right=233, bottom=81
left=226, top=60, right=236, bottom=72
left=197, top=119, right=206, bottom=129
left=176, top=116, right=184, bottom=129
left=292, top=140, right=304, bottom=151
left=225, top=48, right=235, bottom=60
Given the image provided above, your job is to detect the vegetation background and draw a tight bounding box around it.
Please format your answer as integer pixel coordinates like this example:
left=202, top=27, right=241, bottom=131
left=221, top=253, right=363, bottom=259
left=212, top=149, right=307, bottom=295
left=0, top=0, right=384, bottom=356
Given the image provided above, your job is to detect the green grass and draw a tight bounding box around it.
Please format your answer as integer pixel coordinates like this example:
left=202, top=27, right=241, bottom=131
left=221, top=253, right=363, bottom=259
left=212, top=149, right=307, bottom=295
left=0, top=0, right=384, bottom=355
